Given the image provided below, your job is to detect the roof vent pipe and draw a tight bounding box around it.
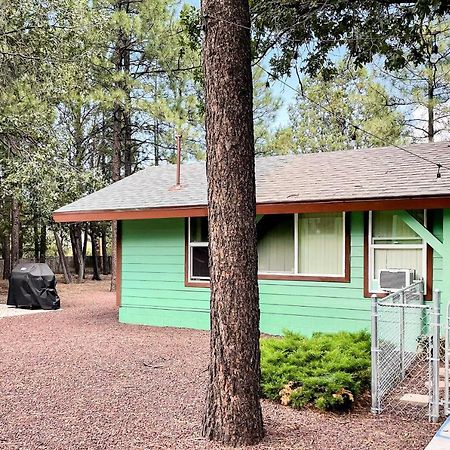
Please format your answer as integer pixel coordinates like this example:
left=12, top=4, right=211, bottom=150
left=175, top=134, right=182, bottom=188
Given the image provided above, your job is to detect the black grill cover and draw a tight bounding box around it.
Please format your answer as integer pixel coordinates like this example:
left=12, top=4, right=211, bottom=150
left=7, top=263, right=60, bottom=310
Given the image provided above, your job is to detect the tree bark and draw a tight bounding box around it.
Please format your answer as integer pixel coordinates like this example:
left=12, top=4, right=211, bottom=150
left=91, top=224, right=101, bottom=281
left=39, top=222, right=47, bottom=263
left=11, top=197, right=20, bottom=268
left=70, top=225, right=80, bottom=275
left=109, top=0, right=128, bottom=292
left=2, top=232, right=11, bottom=280
left=201, top=0, right=264, bottom=446
left=123, top=34, right=133, bottom=178
left=53, top=227, right=72, bottom=284
left=71, top=224, right=84, bottom=283
left=427, top=75, right=435, bottom=142
left=82, top=224, right=88, bottom=279
left=34, top=220, right=40, bottom=262
left=101, top=226, right=109, bottom=275
left=110, top=102, right=121, bottom=291
left=123, top=108, right=133, bottom=176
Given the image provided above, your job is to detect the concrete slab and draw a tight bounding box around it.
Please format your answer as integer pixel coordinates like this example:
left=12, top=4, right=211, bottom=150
left=399, top=393, right=429, bottom=406
left=425, top=416, right=450, bottom=450
left=0, top=304, right=59, bottom=319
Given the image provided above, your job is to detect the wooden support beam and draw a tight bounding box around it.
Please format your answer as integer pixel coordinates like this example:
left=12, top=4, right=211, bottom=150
left=396, top=210, right=444, bottom=255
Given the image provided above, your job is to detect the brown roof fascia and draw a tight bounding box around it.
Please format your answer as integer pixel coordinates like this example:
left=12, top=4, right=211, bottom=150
left=53, top=195, right=450, bottom=223
left=257, top=196, right=450, bottom=214
left=52, top=206, right=208, bottom=223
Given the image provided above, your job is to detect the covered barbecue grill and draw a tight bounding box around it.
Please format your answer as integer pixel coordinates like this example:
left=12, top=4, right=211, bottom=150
left=7, top=263, right=60, bottom=310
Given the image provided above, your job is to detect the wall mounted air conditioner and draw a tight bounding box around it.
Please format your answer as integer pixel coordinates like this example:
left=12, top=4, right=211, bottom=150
left=379, top=269, right=415, bottom=292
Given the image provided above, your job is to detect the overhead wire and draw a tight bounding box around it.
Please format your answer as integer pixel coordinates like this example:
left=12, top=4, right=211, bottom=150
left=201, top=12, right=450, bottom=176
left=256, top=63, right=450, bottom=175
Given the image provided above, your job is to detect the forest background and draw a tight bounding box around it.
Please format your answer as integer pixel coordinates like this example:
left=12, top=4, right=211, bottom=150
left=0, top=0, right=448, bottom=284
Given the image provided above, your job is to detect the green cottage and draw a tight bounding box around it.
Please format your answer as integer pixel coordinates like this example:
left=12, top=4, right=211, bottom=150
left=54, top=141, right=450, bottom=336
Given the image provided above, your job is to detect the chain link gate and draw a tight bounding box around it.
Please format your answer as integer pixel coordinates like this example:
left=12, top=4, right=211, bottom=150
left=444, top=302, right=450, bottom=416
left=371, top=282, right=442, bottom=422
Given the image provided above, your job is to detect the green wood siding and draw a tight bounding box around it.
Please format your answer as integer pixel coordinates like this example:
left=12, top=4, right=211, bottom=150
left=119, top=212, right=370, bottom=335
left=119, top=211, right=449, bottom=335
left=432, top=210, right=444, bottom=294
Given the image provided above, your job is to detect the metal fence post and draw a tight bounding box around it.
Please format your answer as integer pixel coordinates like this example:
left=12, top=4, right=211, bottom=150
left=399, top=290, right=405, bottom=379
left=371, top=294, right=380, bottom=414
left=431, top=289, right=441, bottom=422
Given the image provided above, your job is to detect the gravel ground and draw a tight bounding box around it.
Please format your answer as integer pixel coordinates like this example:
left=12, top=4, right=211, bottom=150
left=0, top=279, right=439, bottom=450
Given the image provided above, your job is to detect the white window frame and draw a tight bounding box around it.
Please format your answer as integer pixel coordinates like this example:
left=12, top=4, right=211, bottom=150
left=368, top=210, right=427, bottom=293
left=188, top=218, right=209, bottom=282
left=187, top=212, right=347, bottom=282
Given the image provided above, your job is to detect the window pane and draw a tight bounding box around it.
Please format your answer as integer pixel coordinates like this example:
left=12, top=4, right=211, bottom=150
left=257, top=215, right=294, bottom=274
left=190, top=217, right=208, bottom=242
left=372, top=211, right=422, bottom=244
left=374, top=248, right=423, bottom=280
left=298, top=212, right=344, bottom=275
left=192, top=247, right=209, bottom=279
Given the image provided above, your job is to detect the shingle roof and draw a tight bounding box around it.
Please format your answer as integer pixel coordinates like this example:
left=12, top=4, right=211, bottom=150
left=54, top=141, right=450, bottom=216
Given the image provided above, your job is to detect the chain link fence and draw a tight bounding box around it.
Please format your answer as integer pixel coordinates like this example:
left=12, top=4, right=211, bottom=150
left=371, top=282, right=442, bottom=422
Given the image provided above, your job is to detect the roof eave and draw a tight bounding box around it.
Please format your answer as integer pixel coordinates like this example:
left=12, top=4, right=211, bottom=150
left=52, top=205, right=208, bottom=223
left=52, top=195, right=450, bottom=223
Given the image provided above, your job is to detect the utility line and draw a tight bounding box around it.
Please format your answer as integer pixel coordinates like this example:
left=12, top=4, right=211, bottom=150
left=256, top=63, right=450, bottom=175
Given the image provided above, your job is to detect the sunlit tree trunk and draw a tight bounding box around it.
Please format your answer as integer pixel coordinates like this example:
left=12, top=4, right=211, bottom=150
left=201, top=0, right=264, bottom=446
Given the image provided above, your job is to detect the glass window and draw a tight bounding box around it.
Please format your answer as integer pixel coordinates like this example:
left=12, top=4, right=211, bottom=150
left=187, top=213, right=347, bottom=281
left=369, top=210, right=426, bottom=291
left=188, top=217, right=209, bottom=281
left=257, top=215, right=295, bottom=274
left=190, top=217, right=208, bottom=242
left=372, top=211, right=422, bottom=244
left=298, top=212, right=344, bottom=276
left=191, top=247, right=209, bottom=279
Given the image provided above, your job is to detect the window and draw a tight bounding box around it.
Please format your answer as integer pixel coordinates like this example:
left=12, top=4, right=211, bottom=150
left=186, top=212, right=347, bottom=283
left=258, top=212, right=345, bottom=277
left=257, top=215, right=295, bottom=274
left=368, top=210, right=427, bottom=292
left=297, top=212, right=344, bottom=276
left=188, top=217, right=209, bottom=281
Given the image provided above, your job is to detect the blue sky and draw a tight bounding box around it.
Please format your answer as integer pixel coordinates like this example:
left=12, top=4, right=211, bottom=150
left=182, top=0, right=295, bottom=127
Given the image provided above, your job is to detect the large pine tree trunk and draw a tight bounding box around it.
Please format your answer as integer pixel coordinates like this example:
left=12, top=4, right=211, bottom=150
left=110, top=103, right=121, bottom=291
left=123, top=32, right=133, bottom=178
left=110, top=4, right=124, bottom=291
left=201, top=0, right=264, bottom=446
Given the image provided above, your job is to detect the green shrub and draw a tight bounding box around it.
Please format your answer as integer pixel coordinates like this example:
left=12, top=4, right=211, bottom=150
left=260, top=330, right=371, bottom=411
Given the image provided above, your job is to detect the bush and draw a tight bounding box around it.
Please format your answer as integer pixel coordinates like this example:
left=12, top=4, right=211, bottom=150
left=260, top=330, right=371, bottom=411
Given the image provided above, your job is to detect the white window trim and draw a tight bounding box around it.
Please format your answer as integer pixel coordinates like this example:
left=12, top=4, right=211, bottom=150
left=188, top=212, right=347, bottom=282
left=368, top=210, right=427, bottom=293
left=188, top=218, right=209, bottom=282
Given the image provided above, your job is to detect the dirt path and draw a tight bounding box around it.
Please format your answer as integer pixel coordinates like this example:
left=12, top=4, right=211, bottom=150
left=0, top=280, right=439, bottom=449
